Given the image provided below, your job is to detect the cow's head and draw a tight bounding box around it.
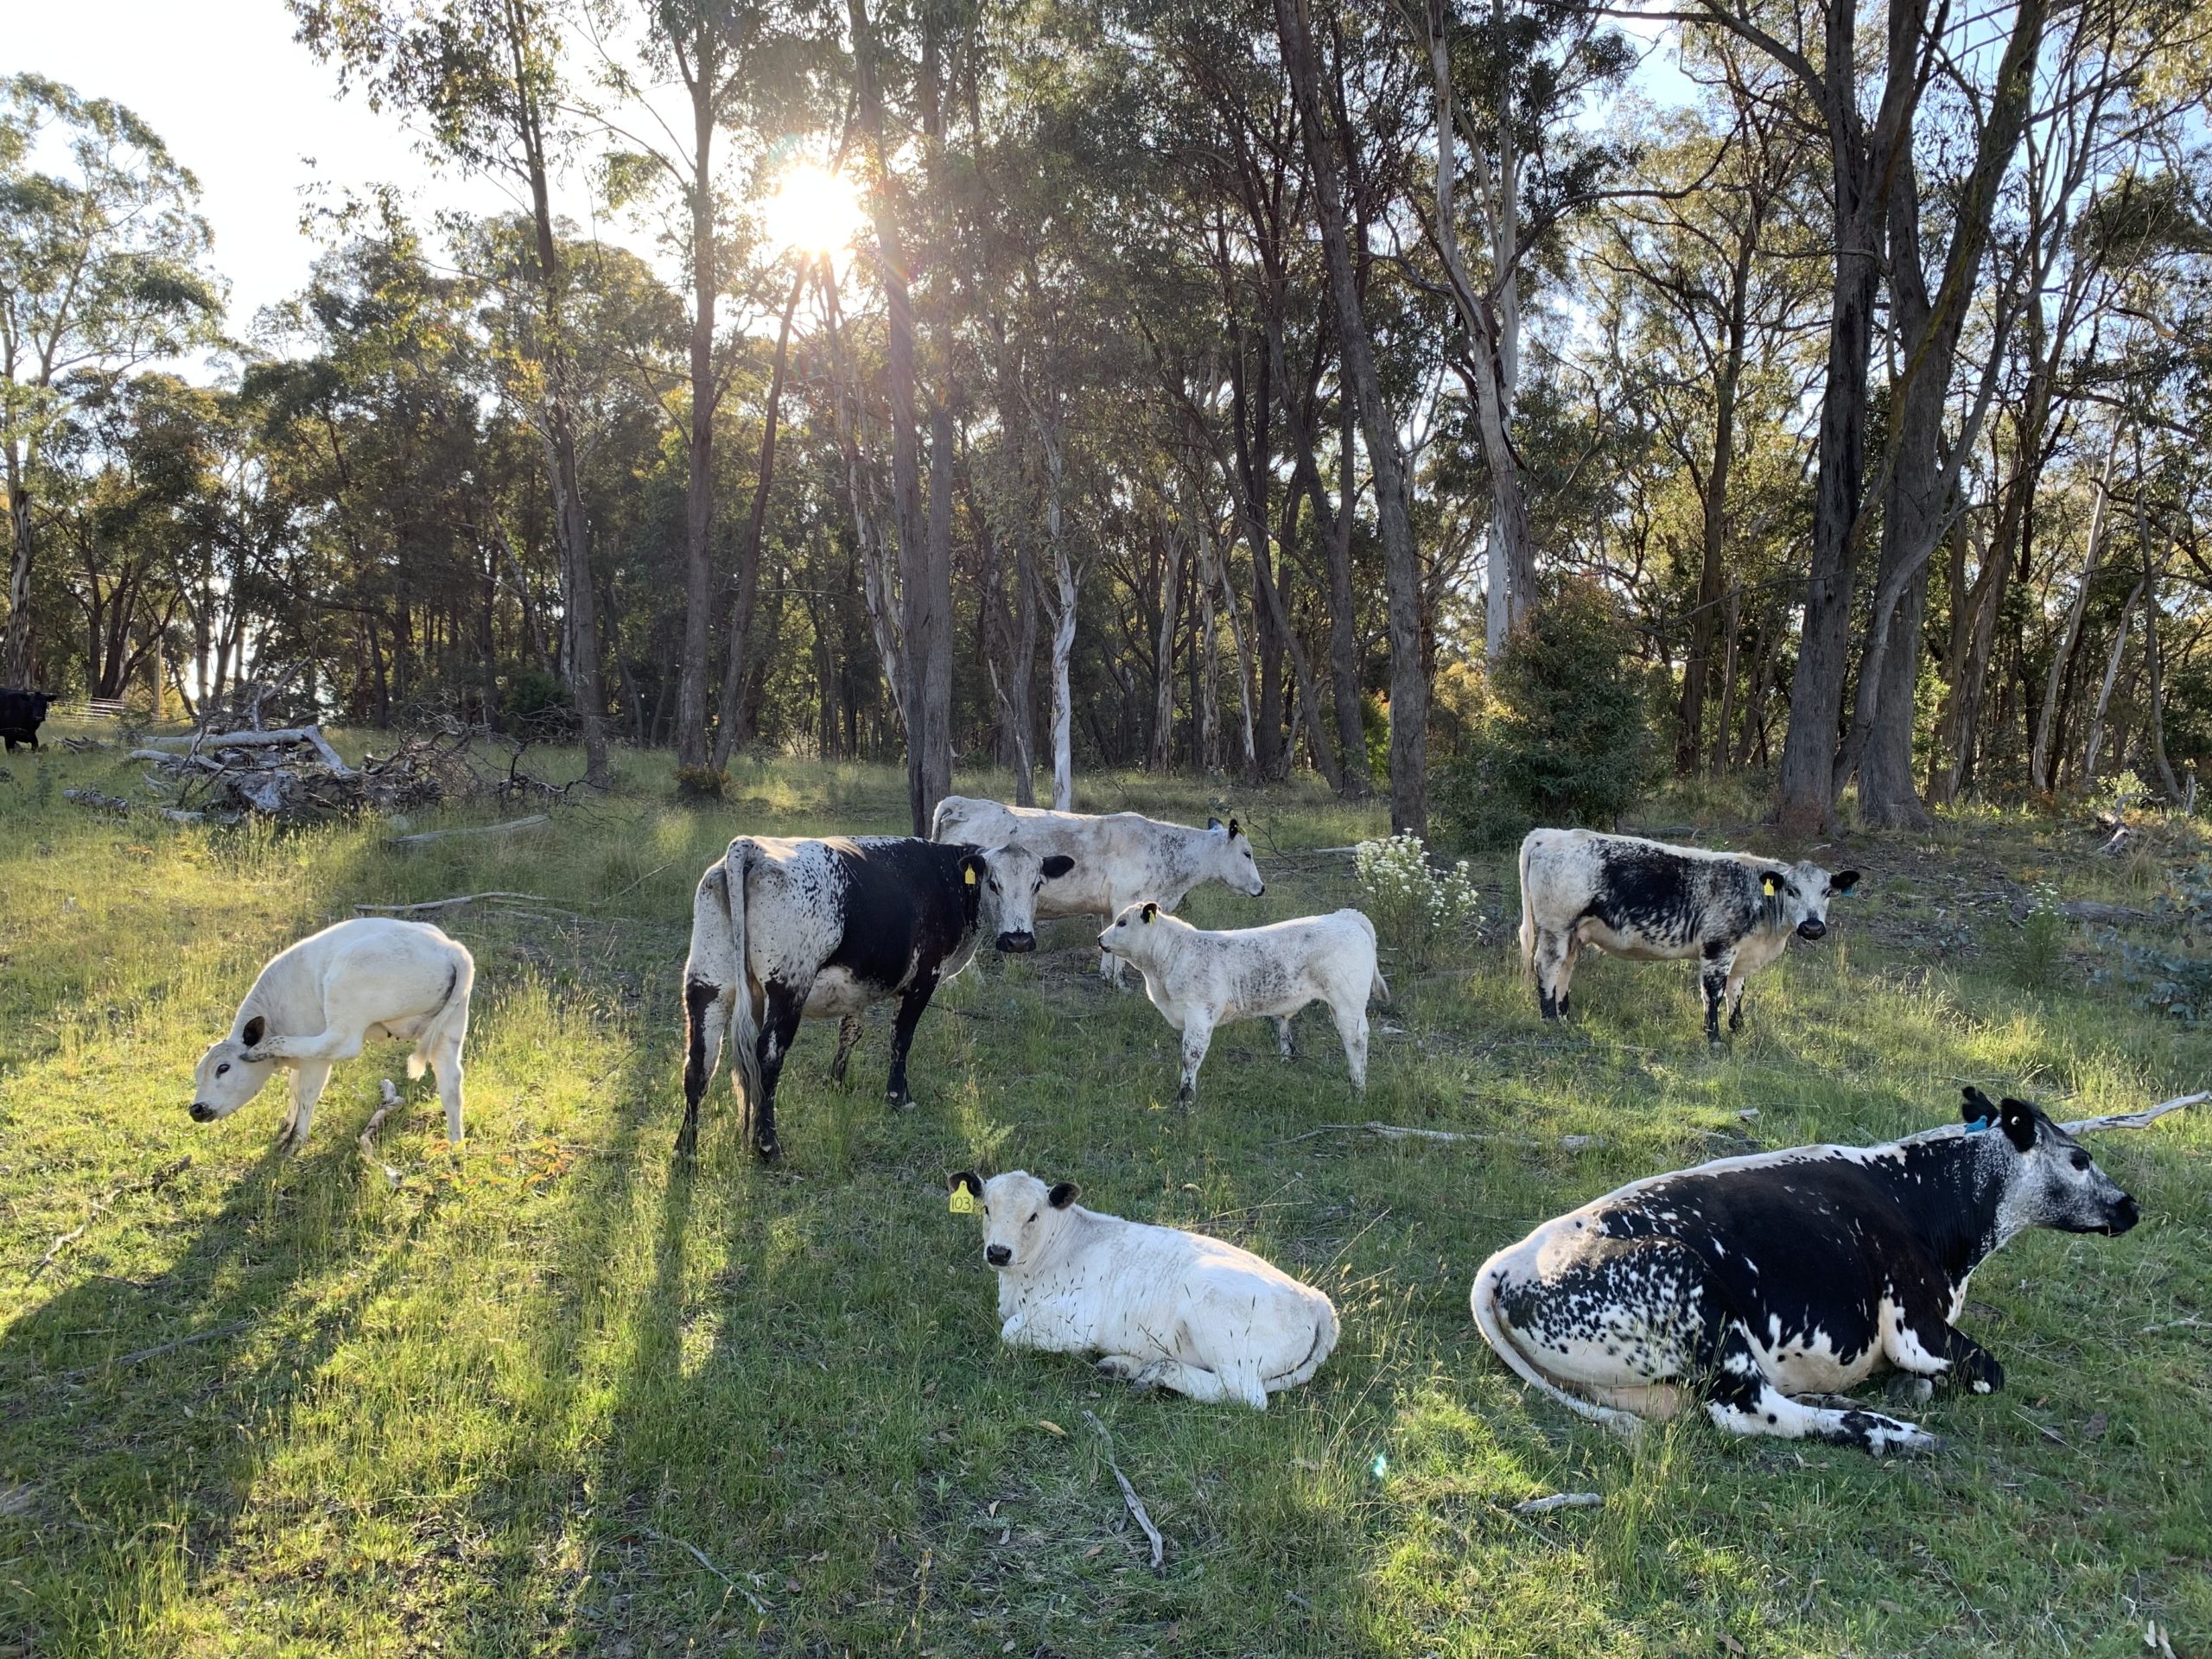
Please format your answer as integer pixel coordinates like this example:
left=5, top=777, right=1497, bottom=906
left=188, top=1014, right=279, bottom=1122
left=23, top=690, right=52, bottom=721
left=1964, top=1087, right=2139, bottom=1237
left=1205, top=816, right=1266, bottom=898
left=1761, top=861, right=1859, bottom=941
left=969, top=842, right=1077, bottom=953
left=1097, top=899, right=1183, bottom=968
left=948, top=1168, right=1080, bottom=1272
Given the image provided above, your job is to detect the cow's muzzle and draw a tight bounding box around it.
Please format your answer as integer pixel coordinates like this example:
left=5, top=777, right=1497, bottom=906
left=2104, top=1196, right=2140, bottom=1235
left=1796, top=918, right=1827, bottom=941
left=995, top=931, right=1036, bottom=954
left=985, top=1244, right=1012, bottom=1268
left=188, top=1102, right=217, bottom=1122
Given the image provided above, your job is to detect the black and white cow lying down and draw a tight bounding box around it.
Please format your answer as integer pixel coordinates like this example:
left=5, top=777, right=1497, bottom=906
left=1518, top=828, right=1859, bottom=1042
left=680, top=835, right=1075, bottom=1160
left=1472, top=1089, right=2140, bottom=1454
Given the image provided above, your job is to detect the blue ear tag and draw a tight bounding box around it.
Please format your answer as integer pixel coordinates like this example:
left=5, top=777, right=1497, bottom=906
left=1965, top=1116, right=1993, bottom=1135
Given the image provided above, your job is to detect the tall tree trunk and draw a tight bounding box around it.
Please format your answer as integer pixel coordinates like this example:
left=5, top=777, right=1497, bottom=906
left=4, top=439, right=35, bottom=684
left=1679, top=283, right=1744, bottom=772
left=715, top=269, right=805, bottom=769
left=1280, top=0, right=1427, bottom=834
left=1770, top=0, right=1925, bottom=832
left=1230, top=334, right=1284, bottom=781
left=1150, top=515, right=1185, bottom=772
left=2031, top=424, right=2121, bottom=791
left=2080, top=575, right=2145, bottom=787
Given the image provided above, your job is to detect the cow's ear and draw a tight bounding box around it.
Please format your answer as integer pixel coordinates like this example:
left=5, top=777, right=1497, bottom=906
left=1961, top=1085, right=1997, bottom=1127
left=1228, top=817, right=1242, bottom=839
left=1207, top=816, right=1225, bottom=834
left=947, top=1170, right=983, bottom=1199
left=959, top=855, right=985, bottom=889
left=1831, top=869, right=1860, bottom=894
left=1041, top=854, right=1075, bottom=879
left=1998, top=1096, right=2038, bottom=1153
left=1760, top=871, right=1783, bottom=898
left=240, top=1015, right=266, bottom=1048
left=1047, top=1180, right=1081, bottom=1210
left=1141, top=900, right=1158, bottom=924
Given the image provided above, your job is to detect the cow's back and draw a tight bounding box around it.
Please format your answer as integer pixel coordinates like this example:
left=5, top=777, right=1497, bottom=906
left=743, top=836, right=979, bottom=995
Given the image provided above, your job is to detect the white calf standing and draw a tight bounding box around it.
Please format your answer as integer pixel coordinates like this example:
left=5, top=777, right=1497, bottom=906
left=189, top=918, right=475, bottom=1150
left=948, top=1169, right=1338, bottom=1409
left=1097, top=902, right=1386, bottom=1105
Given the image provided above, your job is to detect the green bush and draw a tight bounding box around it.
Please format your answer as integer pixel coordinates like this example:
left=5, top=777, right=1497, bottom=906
left=674, top=764, right=730, bottom=802
left=1435, top=579, right=1663, bottom=847
left=501, top=666, right=575, bottom=734
left=1353, top=832, right=1480, bottom=974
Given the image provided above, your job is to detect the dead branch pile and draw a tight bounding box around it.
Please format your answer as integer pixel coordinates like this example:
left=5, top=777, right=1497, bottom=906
left=130, top=722, right=484, bottom=823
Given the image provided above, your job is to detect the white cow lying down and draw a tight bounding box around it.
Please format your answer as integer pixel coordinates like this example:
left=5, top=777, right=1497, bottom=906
left=189, top=918, right=475, bottom=1150
left=1097, top=902, right=1387, bottom=1105
left=949, top=1169, right=1338, bottom=1408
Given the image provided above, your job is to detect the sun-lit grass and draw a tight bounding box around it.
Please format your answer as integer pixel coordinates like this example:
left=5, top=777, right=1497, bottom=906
left=2, top=726, right=2207, bottom=1656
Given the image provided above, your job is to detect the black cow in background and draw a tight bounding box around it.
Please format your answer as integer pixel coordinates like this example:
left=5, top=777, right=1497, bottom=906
left=0, top=689, right=54, bottom=752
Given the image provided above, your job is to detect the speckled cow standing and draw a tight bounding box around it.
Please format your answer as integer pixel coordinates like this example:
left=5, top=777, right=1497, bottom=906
left=1471, top=1089, right=2141, bottom=1453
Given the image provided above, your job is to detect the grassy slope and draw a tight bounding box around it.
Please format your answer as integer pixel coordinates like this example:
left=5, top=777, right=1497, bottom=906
left=0, top=729, right=2206, bottom=1658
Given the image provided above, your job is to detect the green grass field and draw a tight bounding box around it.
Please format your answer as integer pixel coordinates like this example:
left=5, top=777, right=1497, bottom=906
left=2, top=730, right=2207, bottom=1657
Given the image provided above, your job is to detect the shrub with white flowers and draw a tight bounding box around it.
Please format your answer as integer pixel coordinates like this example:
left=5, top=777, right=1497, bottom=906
left=1352, top=832, right=1480, bottom=973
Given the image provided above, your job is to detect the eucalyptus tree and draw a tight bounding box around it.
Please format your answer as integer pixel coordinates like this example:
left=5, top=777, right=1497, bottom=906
left=0, top=74, right=220, bottom=687
left=294, top=0, right=614, bottom=779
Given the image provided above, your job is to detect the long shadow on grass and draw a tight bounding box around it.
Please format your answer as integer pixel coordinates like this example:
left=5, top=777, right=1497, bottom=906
left=0, top=1127, right=431, bottom=1656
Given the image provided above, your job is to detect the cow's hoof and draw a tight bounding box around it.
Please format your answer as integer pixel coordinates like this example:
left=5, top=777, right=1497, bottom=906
left=1885, top=1374, right=1935, bottom=1407
left=1095, top=1355, right=1143, bottom=1382
left=887, top=1090, right=915, bottom=1113
left=753, top=1137, right=782, bottom=1163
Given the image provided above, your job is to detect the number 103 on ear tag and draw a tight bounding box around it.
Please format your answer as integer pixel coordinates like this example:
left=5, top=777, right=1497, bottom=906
left=950, top=1185, right=980, bottom=1215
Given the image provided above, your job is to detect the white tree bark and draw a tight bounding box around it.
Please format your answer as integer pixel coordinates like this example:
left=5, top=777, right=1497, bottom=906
left=2031, top=423, right=2123, bottom=791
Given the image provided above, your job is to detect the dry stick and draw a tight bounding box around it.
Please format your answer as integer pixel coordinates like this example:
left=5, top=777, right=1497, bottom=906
left=1082, top=1410, right=1164, bottom=1572
left=141, top=725, right=353, bottom=776
left=640, top=1527, right=772, bottom=1616
left=385, top=814, right=550, bottom=849
left=29, top=1157, right=191, bottom=1281
left=1284, top=1122, right=1600, bottom=1151
left=60, top=1319, right=251, bottom=1381
left=2058, top=1090, right=2207, bottom=1135
left=353, top=890, right=565, bottom=916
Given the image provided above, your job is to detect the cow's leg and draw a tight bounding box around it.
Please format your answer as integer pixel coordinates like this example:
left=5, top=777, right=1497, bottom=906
left=1174, top=1017, right=1215, bottom=1109
left=429, top=1036, right=466, bottom=1145
left=1726, top=963, right=1754, bottom=1033
left=748, top=984, right=807, bottom=1160
left=246, top=1027, right=366, bottom=1065
left=281, top=1062, right=333, bottom=1152
left=1532, top=928, right=1572, bottom=1020
left=1331, top=998, right=1370, bottom=1091
left=1698, top=944, right=1735, bottom=1045
left=677, top=979, right=730, bottom=1159
left=1887, top=1303, right=2005, bottom=1396
left=1700, top=1322, right=1936, bottom=1453
left=829, top=1014, right=864, bottom=1084
left=1128, top=1357, right=1241, bottom=1406
left=1274, top=1015, right=1296, bottom=1060
left=1556, top=931, right=1583, bottom=1017
left=885, top=973, right=940, bottom=1111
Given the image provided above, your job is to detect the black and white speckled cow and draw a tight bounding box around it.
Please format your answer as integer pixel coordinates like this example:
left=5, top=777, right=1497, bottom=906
left=1518, top=828, right=1859, bottom=1042
left=679, top=835, right=1074, bottom=1160
left=1471, top=1088, right=2140, bottom=1454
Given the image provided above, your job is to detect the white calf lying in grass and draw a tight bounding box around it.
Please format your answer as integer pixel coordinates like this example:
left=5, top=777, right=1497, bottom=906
left=189, top=918, right=475, bottom=1151
left=1097, top=901, right=1387, bottom=1105
left=949, top=1170, right=1338, bottom=1408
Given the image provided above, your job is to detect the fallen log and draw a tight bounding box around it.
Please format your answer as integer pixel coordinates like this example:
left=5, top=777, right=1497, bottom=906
left=141, top=725, right=353, bottom=776
left=1285, top=1121, right=1600, bottom=1151
left=353, top=889, right=564, bottom=915
left=62, top=788, right=130, bottom=817
left=2060, top=1090, right=2206, bottom=1135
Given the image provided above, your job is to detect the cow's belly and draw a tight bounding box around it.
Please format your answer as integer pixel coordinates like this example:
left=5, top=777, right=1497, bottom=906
left=1750, top=1319, right=1882, bottom=1392
left=801, top=967, right=889, bottom=1019
left=1508, top=1305, right=1699, bottom=1390
left=1574, top=918, right=1694, bottom=963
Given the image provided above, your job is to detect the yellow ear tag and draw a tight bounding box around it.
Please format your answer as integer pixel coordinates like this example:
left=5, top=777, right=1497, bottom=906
left=963, top=867, right=977, bottom=886
left=1761, top=874, right=1779, bottom=897
left=949, top=1185, right=980, bottom=1215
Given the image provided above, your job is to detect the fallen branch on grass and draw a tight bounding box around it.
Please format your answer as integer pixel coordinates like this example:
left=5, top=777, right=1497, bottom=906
left=1510, top=1492, right=1605, bottom=1516
left=1284, top=1122, right=1600, bottom=1152
left=2059, top=1091, right=2207, bottom=1135
left=141, top=724, right=353, bottom=775
left=29, top=1157, right=191, bottom=1281
left=385, top=814, right=550, bottom=849
left=1083, top=1410, right=1164, bottom=1572
left=60, top=1319, right=251, bottom=1380
left=639, top=1527, right=771, bottom=1616
left=353, top=889, right=563, bottom=915
left=61, top=788, right=130, bottom=817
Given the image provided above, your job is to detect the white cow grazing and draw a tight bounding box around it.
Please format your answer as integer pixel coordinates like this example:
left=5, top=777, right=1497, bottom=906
left=930, top=797, right=1266, bottom=984
left=948, top=1169, right=1338, bottom=1408
left=1097, top=902, right=1386, bottom=1105
left=189, top=918, right=475, bottom=1150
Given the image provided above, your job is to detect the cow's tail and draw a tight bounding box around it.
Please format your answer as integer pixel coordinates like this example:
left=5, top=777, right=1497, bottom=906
left=408, top=945, right=474, bottom=1079
left=684, top=842, right=762, bottom=1133
left=1346, top=908, right=1390, bottom=1004
left=1516, top=831, right=1540, bottom=981
left=1471, top=1246, right=1644, bottom=1440
left=1267, top=1291, right=1341, bottom=1391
